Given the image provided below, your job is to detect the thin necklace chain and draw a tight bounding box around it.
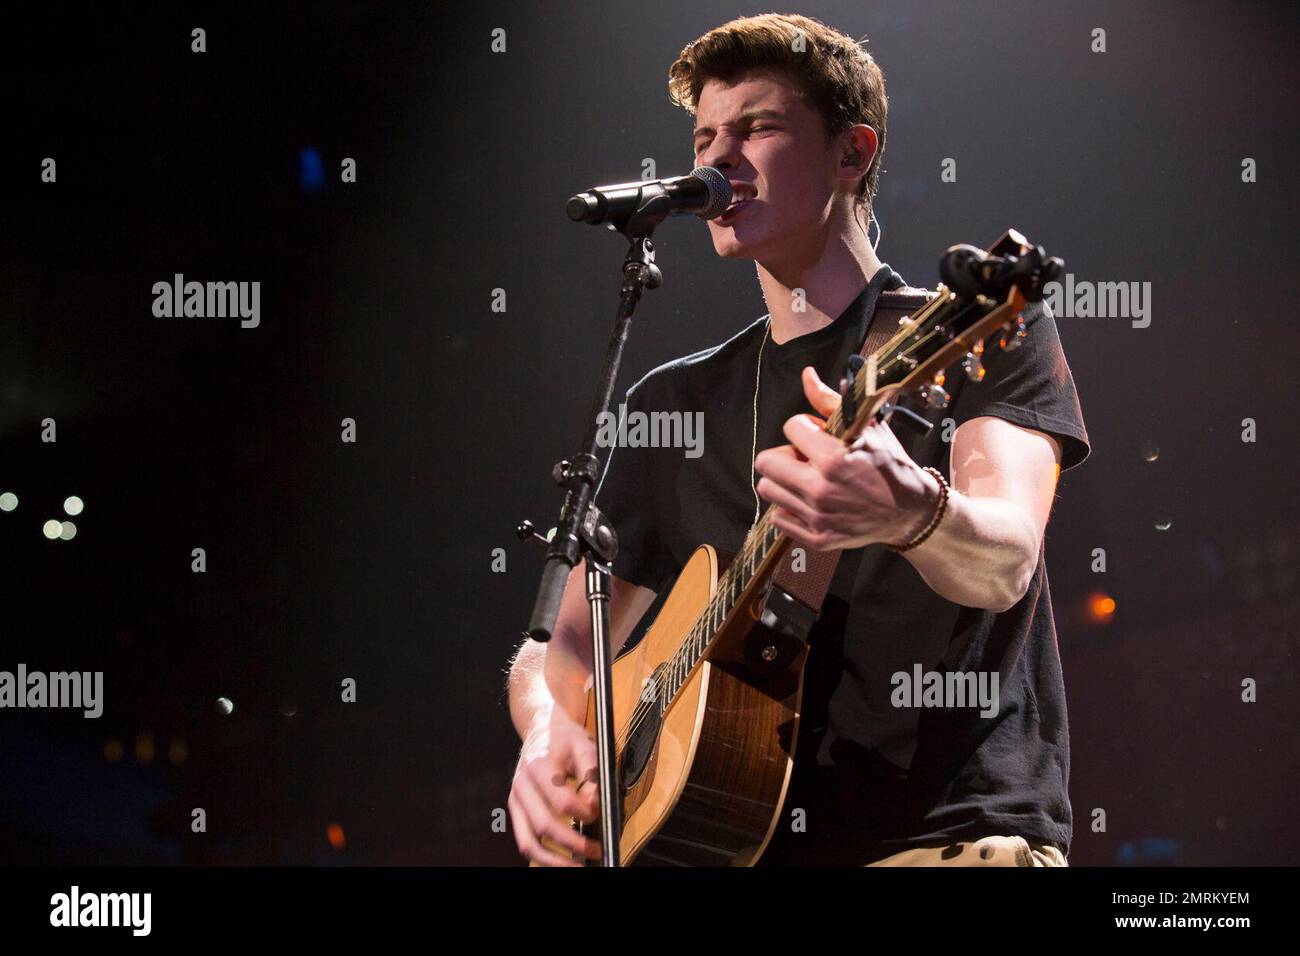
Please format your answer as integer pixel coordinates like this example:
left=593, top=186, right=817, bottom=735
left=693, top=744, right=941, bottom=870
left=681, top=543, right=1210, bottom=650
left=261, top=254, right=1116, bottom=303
left=750, top=319, right=771, bottom=526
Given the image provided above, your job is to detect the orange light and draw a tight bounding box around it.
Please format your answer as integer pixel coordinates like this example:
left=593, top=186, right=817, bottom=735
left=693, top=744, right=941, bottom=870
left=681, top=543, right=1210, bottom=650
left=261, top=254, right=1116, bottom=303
left=327, top=823, right=346, bottom=849
left=1087, top=592, right=1117, bottom=622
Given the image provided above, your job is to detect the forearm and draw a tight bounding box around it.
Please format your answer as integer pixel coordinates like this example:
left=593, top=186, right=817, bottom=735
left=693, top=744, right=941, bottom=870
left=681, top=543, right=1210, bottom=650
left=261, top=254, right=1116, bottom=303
left=899, top=471, right=1040, bottom=612
left=507, top=635, right=590, bottom=739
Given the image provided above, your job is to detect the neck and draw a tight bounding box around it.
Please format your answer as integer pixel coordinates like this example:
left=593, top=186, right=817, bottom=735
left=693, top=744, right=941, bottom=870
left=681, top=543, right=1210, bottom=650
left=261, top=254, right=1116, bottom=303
left=756, top=209, right=883, bottom=345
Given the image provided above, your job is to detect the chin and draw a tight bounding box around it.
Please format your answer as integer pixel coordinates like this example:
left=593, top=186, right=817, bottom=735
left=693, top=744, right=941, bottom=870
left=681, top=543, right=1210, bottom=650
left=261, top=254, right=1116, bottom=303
left=710, top=228, right=767, bottom=261
left=712, top=240, right=751, bottom=260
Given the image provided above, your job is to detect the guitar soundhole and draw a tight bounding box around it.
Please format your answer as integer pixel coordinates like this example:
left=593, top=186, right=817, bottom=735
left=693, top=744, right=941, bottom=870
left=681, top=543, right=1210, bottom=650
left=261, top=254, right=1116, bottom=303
left=622, top=669, right=665, bottom=788
left=570, top=670, right=667, bottom=864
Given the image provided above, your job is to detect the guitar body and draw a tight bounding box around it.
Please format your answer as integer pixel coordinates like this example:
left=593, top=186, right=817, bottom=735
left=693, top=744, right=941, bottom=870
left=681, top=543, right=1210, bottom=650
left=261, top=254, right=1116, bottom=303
left=564, top=544, right=810, bottom=866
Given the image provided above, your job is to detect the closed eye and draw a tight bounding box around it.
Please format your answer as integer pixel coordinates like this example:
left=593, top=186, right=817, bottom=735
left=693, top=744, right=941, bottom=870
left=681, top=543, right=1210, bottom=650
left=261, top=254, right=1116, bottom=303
left=694, top=124, right=781, bottom=155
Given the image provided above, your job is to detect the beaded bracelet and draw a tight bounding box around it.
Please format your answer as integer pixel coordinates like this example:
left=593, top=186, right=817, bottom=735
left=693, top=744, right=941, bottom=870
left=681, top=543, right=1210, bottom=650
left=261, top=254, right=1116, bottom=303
left=887, top=466, right=950, bottom=553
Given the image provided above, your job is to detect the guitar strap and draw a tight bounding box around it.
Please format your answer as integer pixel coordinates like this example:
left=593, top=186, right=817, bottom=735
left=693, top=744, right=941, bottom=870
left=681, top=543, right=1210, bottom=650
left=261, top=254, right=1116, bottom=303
left=768, top=286, right=939, bottom=616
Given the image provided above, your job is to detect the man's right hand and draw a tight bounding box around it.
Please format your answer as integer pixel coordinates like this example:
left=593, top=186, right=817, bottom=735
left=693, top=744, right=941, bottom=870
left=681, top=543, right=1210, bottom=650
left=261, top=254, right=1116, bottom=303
left=508, top=706, right=604, bottom=866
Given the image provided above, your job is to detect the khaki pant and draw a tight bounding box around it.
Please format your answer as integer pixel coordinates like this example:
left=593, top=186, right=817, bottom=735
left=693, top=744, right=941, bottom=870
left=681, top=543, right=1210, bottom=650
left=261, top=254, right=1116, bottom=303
left=866, top=834, right=1068, bottom=867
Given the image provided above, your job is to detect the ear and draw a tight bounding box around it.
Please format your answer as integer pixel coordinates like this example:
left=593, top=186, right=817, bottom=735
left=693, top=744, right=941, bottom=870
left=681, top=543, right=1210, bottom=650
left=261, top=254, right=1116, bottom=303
left=837, top=124, right=878, bottom=182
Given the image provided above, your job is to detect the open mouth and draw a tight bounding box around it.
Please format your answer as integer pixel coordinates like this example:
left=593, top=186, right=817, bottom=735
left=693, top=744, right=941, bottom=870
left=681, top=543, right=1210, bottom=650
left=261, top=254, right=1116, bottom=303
left=717, top=198, right=753, bottom=223
left=715, top=181, right=757, bottom=224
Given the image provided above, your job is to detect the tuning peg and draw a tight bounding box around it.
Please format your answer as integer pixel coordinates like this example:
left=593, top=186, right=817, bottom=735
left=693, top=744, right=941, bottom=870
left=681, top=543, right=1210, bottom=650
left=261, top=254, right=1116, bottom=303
left=998, top=316, right=1028, bottom=351
left=920, top=383, right=950, bottom=409
left=920, top=371, right=949, bottom=408
left=962, top=352, right=985, bottom=382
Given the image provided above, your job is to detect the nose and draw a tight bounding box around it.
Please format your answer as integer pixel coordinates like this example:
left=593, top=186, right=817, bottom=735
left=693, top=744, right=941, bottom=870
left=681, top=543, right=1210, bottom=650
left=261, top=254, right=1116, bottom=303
left=697, top=130, right=742, bottom=173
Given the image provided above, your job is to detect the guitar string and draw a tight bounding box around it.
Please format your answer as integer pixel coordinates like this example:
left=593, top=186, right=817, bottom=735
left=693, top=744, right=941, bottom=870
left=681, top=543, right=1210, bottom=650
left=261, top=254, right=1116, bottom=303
left=612, top=293, right=984, bottom=746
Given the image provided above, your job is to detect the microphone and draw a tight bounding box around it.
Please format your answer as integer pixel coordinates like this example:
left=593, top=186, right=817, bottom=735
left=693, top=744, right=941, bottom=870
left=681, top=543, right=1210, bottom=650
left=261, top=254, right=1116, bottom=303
left=566, top=166, right=732, bottom=228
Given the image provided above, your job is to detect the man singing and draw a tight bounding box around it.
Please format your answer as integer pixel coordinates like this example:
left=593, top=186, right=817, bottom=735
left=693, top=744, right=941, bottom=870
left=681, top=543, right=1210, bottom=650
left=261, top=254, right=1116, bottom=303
left=506, top=12, right=1089, bottom=867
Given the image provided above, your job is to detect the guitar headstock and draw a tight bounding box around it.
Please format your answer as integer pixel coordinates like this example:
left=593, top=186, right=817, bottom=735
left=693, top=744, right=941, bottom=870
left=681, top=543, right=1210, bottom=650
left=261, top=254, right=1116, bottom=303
left=838, top=229, right=1063, bottom=441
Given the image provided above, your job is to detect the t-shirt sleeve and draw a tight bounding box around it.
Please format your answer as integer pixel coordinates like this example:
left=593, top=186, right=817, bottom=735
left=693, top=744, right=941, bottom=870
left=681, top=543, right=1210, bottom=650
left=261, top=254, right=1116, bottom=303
left=592, top=376, right=679, bottom=594
left=949, top=298, right=1090, bottom=471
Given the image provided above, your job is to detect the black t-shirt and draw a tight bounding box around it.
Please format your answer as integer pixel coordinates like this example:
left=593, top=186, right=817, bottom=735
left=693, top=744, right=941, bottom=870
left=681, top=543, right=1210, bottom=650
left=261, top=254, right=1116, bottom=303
left=594, top=263, right=1091, bottom=864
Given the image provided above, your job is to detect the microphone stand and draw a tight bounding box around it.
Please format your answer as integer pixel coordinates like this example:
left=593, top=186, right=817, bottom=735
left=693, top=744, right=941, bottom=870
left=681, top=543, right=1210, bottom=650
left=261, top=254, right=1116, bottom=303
left=517, top=190, right=674, bottom=867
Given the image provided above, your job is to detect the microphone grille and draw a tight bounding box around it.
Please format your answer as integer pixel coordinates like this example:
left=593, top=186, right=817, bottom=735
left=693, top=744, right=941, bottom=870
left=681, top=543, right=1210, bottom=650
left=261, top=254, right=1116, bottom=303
left=690, top=166, right=732, bottom=220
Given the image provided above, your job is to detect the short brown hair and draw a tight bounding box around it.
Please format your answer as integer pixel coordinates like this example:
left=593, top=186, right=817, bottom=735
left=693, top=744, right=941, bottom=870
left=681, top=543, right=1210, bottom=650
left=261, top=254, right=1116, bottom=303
left=668, top=13, right=888, bottom=222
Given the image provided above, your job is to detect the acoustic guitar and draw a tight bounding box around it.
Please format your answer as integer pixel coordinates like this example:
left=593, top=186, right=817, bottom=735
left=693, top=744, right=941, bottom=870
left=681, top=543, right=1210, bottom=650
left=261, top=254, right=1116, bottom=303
left=537, top=229, right=1063, bottom=865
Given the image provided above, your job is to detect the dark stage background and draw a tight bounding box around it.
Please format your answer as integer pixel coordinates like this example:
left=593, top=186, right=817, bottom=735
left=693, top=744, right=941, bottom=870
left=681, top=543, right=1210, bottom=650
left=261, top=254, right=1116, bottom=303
left=1, top=2, right=1296, bottom=866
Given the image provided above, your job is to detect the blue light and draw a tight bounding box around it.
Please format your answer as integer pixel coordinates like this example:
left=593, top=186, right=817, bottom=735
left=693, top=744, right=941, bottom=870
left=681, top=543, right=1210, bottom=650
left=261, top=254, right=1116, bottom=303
left=1198, top=542, right=1224, bottom=579
left=1115, top=836, right=1182, bottom=865
left=299, top=147, right=326, bottom=192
